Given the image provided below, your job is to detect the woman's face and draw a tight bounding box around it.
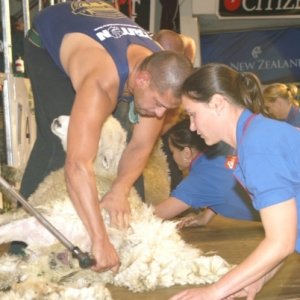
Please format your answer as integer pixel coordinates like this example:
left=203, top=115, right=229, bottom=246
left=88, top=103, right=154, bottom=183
left=182, top=95, right=222, bottom=145
left=264, top=97, right=289, bottom=120
left=168, top=142, right=190, bottom=171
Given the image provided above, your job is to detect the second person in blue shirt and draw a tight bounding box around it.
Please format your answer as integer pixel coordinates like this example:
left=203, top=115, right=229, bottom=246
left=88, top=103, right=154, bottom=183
left=155, top=118, right=260, bottom=226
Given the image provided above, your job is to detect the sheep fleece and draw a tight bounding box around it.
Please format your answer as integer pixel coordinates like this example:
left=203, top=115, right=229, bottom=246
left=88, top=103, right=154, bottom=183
left=0, top=116, right=232, bottom=299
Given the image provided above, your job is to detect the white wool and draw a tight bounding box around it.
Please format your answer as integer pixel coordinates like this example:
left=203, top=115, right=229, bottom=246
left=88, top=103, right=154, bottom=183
left=0, top=115, right=232, bottom=299
left=0, top=276, right=112, bottom=300
left=51, top=115, right=128, bottom=179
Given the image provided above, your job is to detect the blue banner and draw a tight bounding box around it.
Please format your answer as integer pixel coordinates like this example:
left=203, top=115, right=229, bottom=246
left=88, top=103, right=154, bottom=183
left=201, top=28, right=300, bottom=83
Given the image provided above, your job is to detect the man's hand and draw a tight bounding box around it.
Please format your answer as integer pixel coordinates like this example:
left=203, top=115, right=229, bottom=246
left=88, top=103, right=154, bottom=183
left=91, top=237, right=120, bottom=273
left=99, top=189, right=131, bottom=229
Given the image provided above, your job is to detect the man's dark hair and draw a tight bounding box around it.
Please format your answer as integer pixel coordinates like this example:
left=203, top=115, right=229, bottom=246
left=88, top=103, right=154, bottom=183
left=140, top=51, right=193, bottom=98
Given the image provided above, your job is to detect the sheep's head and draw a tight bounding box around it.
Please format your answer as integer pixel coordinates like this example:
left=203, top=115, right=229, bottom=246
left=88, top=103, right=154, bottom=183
left=51, top=115, right=127, bottom=177
left=51, top=116, right=69, bottom=151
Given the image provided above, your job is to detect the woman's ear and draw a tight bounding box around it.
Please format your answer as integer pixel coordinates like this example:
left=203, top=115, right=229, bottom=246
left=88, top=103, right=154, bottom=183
left=182, top=146, right=192, bottom=160
left=209, top=94, right=226, bottom=115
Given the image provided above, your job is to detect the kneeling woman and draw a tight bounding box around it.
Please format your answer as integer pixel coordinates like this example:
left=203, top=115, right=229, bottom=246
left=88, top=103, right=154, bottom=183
left=155, top=118, right=260, bottom=226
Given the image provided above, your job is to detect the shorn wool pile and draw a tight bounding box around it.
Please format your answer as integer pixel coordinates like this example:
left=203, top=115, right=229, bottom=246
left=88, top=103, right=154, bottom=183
left=0, top=116, right=232, bottom=299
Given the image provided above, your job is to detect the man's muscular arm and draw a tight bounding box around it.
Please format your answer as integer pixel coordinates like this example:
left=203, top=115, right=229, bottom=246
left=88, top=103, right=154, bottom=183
left=61, top=36, right=121, bottom=272
left=100, top=115, right=165, bottom=228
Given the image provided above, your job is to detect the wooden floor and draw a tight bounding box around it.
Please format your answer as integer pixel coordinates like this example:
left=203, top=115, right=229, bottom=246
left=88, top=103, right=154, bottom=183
left=1, top=215, right=299, bottom=299
left=107, top=216, right=300, bottom=300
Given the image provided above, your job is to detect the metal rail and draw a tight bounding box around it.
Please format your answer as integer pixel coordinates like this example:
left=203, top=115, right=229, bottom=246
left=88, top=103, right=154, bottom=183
left=1, top=0, right=66, bottom=167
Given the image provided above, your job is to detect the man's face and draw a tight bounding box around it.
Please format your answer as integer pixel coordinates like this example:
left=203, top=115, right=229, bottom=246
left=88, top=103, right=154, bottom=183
left=134, top=76, right=179, bottom=118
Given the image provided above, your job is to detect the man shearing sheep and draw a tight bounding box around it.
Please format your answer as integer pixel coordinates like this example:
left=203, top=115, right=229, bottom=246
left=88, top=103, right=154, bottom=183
left=19, top=1, right=192, bottom=272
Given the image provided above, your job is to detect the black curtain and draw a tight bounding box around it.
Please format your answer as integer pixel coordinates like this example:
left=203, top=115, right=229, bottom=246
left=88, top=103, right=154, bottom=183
left=159, top=0, right=180, bottom=33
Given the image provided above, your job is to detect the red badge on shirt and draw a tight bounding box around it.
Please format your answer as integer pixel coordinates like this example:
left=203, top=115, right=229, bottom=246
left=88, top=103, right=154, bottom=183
left=225, top=155, right=238, bottom=170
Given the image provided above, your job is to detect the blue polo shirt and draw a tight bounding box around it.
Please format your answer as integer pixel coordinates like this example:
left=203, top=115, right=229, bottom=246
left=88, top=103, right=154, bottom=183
left=234, top=109, right=300, bottom=252
left=171, top=142, right=260, bottom=221
left=286, top=105, right=300, bottom=128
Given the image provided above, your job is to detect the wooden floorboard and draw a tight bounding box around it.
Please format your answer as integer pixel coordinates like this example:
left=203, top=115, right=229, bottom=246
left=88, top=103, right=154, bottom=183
left=0, top=215, right=299, bottom=299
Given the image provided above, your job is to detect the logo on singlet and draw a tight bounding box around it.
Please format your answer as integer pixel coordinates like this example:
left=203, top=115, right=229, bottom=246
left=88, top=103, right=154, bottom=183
left=71, top=2, right=124, bottom=19
left=95, top=24, right=151, bottom=41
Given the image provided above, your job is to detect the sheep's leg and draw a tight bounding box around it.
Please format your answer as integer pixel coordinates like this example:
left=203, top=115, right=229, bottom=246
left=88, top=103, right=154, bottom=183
left=0, top=217, right=43, bottom=245
left=0, top=208, right=27, bottom=226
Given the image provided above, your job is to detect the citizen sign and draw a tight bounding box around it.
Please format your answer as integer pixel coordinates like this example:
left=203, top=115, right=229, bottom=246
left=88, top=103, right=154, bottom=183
left=219, top=0, right=300, bottom=17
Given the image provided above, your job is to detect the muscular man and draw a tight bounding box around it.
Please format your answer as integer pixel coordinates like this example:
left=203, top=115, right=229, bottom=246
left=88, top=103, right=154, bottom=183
left=21, top=1, right=192, bottom=272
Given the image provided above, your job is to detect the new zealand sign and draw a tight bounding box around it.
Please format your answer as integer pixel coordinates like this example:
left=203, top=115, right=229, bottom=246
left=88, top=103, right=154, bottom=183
left=201, top=28, right=300, bottom=83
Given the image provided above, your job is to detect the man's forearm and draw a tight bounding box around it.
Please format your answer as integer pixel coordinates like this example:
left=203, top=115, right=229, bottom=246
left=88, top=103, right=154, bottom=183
left=111, top=143, right=151, bottom=195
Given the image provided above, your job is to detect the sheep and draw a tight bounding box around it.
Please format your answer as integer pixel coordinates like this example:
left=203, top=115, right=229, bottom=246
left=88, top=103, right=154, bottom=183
left=0, top=115, right=232, bottom=299
left=143, top=138, right=171, bottom=205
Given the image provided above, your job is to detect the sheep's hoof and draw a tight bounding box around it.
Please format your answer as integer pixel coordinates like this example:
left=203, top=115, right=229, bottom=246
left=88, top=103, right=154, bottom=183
left=8, top=241, right=28, bottom=256
left=0, top=285, right=11, bottom=292
left=0, top=276, right=13, bottom=292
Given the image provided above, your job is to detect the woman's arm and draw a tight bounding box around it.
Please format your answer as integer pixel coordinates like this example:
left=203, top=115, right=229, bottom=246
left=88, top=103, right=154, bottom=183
left=170, top=198, right=297, bottom=300
left=154, top=196, right=191, bottom=219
